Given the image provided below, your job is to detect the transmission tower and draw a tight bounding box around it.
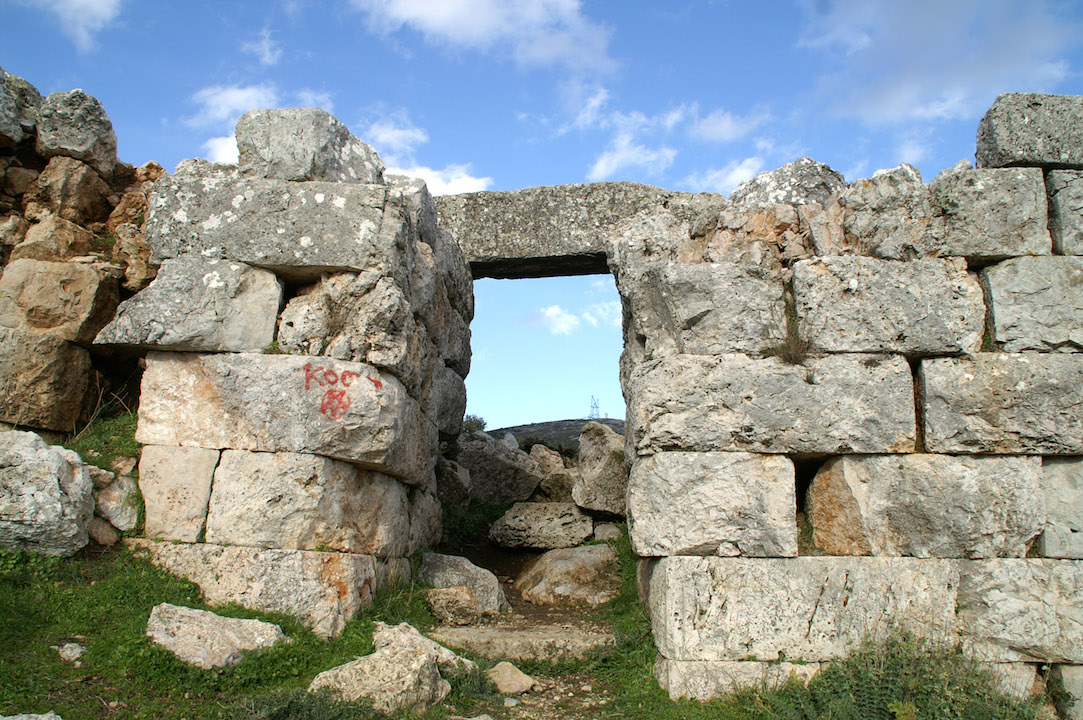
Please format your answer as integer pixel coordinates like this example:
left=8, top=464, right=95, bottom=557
left=588, top=395, right=600, bottom=419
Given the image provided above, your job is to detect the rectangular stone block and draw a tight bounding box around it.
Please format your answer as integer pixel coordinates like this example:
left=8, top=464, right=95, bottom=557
left=957, top=559, right=1083, bottom=663
left=646, top=556, right=958, bottom=662
left=1053, top=665, right=1083, bottom=720
left=984, top=256, right=1083, bottom=352
left=135, top=352, right=436, bottom=485
left=977, top=93, right=1083, bottom=169
left=0, top=259, right=118, bottom=344
left=794, top=257, right=984, bottom=355
left=809, top=455, right=1044, bottom=558
left=128, top=539, right=376, bottom=638
left=139, top=445, right=220, bottom=542
left=929, top=163, right=1051, bottom=261
left=839, top=164, right=939, bottom=260
left=205, top=450, right=411, bottom=557
left=921, top=354, right=1083, bottom=454
left=1041, top=458, right=1083, bottom=559
left=1047, top=170, right=1083, bottom=255
left=0, top=327, right=89, bottom=432
left=628, top=353, right=915, bottom=456
left=628, top=452, right=796, bottom=558
left=146, top=175, right=412, bottom=283
left=655, top=659, right=820, bottom=701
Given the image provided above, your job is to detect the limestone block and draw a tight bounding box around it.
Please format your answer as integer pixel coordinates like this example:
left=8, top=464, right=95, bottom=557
left=977, top=93, right=1083, bottom=169
left=646, top=556, right=958, bottom=662
left=930, top=162, right=1050, bottom=260
left=0, top=431, right=92, bottom=556
left=308, top=646, right=449, bottom=714
left=984, top=256, right=1083, bottom=352
left=428, top=623, right=615, bottom=662
left=489, top=502, right=593, bottom=549
left=205, top=450, right=410, bottom=557
left=22, top=156, right=112, bottom=225
left=407, top=488, right=442, bottom=556
left=529, top=444, right=565, bottom=475
left=456, top=431, right=544, bottom=505
left=514, top=545, right=619, bottom=607
left=425, top=586, right=479, bottom=626
left=35, top=89, right=117, bottom=178
left=730, top=157, right=845, bottom=206
left=0, top=328, right=90, bottom=432
left=980, top=663, right=1041, bottom=700
left=4, top=70, right=42, bottom=138
left=88, top=516, right=119, bottom=546
left=794, top=257, right=984, bottom=355
left=418, top=553, right=511, bottom=615
left=572, top=421, right=627, bottom=516
left=840, top=164, right=940, bottom=259
left=655, top=659, right=820, bottom=701
left=11, top=215, right=92, bottom=262
left=1041, top=458, right=1083, bottom=558
left=106, top=189, right=149, bottom=233
left=430, top=279, right=472, bottom=378
left=1048, top=171, right=1083, bottom=255
left=135, top=352, right=436, bottom=485
left=1052, top=665, right=1083, bottom=720
left=145, top=175, right=413, bottom=284
left=94, top=475, right=139, bottom=532
left=533, top=467, right=576, bottom=503
left=129, top=539, right=377, bottom=638
left=809, top=455, right=1044, bottom=558
left=138, top=445, right=219, bottom=542
left=95, top=258, right=282, bottom=353
left=372, top=620, right=477, bottom=674
left=628, top=452, right=796, bottom=558
left=629, top=353, right=915, bottom=456
left=957, top=559, right=1083, bottom=663
left=921, top=354, right=1083, bottom=454
left=236, top=108, right=384, bottom=184
left=110, top=223, right=156, bottom=292
left=0, top=68, right=22, bottom=145
left=432, top=365, right=466, bottom=438
left=146, top=603, right=287, bottom=669
left=435, top=457, right=470, bottom=510
left=0, top=259, right=119, bottom=345
left=0, top=215, right=28, bottom=249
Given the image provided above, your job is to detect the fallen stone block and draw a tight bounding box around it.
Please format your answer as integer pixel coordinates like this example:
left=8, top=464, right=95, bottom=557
left=0, top=431, right=92, bottom=556
left=205, top=450, right=411, bottom=557
left=0, top=259, right=119, bottom=345
left=308, top=646, right=449, bottom=714
left=645, top=556, right=958, bottom=662
left=428, top=623, right=615, bottom=662
left=435, top=457, right=471, bottom=510
left=1041, top=458, right=1083, bottom=559
left=514, top=545, right=619, bottom=607
left=138, top=445, right=220, bottom=542
left=373, top=621, right=477, bottom=674
left=921, top=354, right=1083, bottom=454
left=418, top=553, right=510, bottom=615
left=0, top=328, right=90, bottom=432
left=94, top=475, right=139, bottom=532
left=95, top=258, right=282, bottom=353
left=135, top=352, right=436, bottom=485
left=489, top=502, right=593, bottom=549
left=35, top=89, right=117, bottom=178
left=794, top=256, right=984, bottom=355
left=655, top=659, right=820, bottom=701
left=629, top=353, right=915, bottom=456
left=977, top=93, right=1083, bottom=169
left=572, top=421, right=628, bottom=516
left=10, top=214, right=93, bottom=263
left=456, top=431, right=544, bottom=505
left=22, top=156, right=111, bottom=225
left=1047, top=170, right=1083, bottom=255
left=809, top=455, right=1044, bottom=558
left=957, top=559, right=1083, bottom=663
left=129, top=539, right=377, bottom=638
left=984, top=256, right=1083, bottom=352
left=487, top=661, right=535, bottom=695
left=628, top=452, right=796, bottom=558
left=529, top=444, right=565, bottom=475
left=425, top=586, right=480, bottom=626
left=146, top=603, right=287, bottom=669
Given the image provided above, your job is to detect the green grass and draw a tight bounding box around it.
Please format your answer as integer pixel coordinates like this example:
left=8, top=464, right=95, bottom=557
left=62, top=410, right=140, bottom=472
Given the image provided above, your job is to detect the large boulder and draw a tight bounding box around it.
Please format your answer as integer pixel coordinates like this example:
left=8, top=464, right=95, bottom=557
left=372, top=621, right=477, bottom=674
left=35, top=89, right=117, bottom=179
left=11, top=215, right=92, bottom=262
left=488, top=502, right=593, bottom=549
left=983, top=257, right=1083, bottom=352
left=839, top=164, right=939, bottom=259
left=308, top=646, right=449, bottom=714
left=976, top=93, right=1083, bottom=169
left=418, top=553, right=510, bottom=615
left=4, top=70, right=43, bottom=139
left=0, top=259, right=119, bottom=345
left=455, top=431, right=544, bottom=505
left=22, top=156, right=112, bottom=225
left=656, top=660, right=820, bottom=701
left=730, top=157, right=845, bottom=206
left=0, top=67, right=23, bottom=146
left=146, top=603, right=287, bottom=669
left=0, top=431, right=92, bottom=556
left=514, top=545, right=620, bottom=607
left=0, top=328, right=90, bottom=432
left=572, top=421, right=628, bottom=516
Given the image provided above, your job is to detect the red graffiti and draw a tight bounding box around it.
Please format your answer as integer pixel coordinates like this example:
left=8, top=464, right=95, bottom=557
left=303, top=364, right=380, bottom=421
left=367, top=376, right=384, bottom=390
left=341, top=370, right=360, bottom=387
left=303, top=363, right=323, bottom=390
left=321, top=389, right=350, bottom=420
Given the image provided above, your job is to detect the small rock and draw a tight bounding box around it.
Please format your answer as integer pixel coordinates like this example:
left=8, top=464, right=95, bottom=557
left=94, top=475, right=139, bottom=532
left=53, top=642, right=84, bottom=663
left=425, top=586, right=481, bottom=626
left=529, top=444, right=565, bottom=474
left=503, top=697, right=521, bottom=707
left=488, top=661, right=535, bottom=695
left=87, top=517, right=119, bottom=546
left=146, top=603, right=288, bottom=669
left=109, top=456, right=136, bottom=477
left=594, top=523, right=622, bottom=541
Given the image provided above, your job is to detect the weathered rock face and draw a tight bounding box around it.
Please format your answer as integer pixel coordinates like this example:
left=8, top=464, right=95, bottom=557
left=529, top=444, right=565, bottom=475
left=236, top=108, right=385, bottom=184
left=135, top=352, right=436, bottom=485
left=1053, top=666, right=1083, bottom=720
left=984, top=257, right=1083, bottom=352
left=309, top=646, right=449, bottom=713
left=646, top=556, right=958, bottom=662
left=129, top=539, right=377, bottom=638
left=435, top=457, right=470, bottom=510
left=0, top=431, right=92, bottom=556
left=808, top=455, right=1045, bottom=558
left=138, top=445, right=219, bottom=542
left=110, top=223, right=156, bottom=291
left=514, top=545, right=620, bottom=607
left=629, top=354, right=915, bottom=456
left=11, top=214, right=92, bottom=262
left=428, top=623, right=615, bottom=662
left=1040, top=459, right=1083, bottom=558
left=730, top=157, right=845, bottom=206
left=455, top=431, right=544, bottom=505
left=794, top=257, right=985, bottom=355
left=921, top=354, right=1083, bottom=454
left=146, top=603, right=287, bottom=669
left=372, top=621, right=478, bottom=674
left=204, top=450, right=410, bottom=557
left=95, top=258, right=282, bottom=352
left=977, top=93, right=1083, bottom=169
left=418, top=553, right=511, bottom=615
left=0, top=67, right=24, bottom=146
left=0, top=328, right=90, bottom=432
left=1047, top=170, right=1083, bottom=255
left=406, top=488, right=442, bottom=556
left=628, top=452, right=796, bottom=558
left=655, top=660, right=820, bottom=701
left=489, top=502, right=594, bottom=549
left=0, top=259, right=119, bottom=345
left=839, top=164, right=938, bottom=259
left=572, top=421, right=627, bottom=516
left=35, top=89, right=117, bottom=178
left=957, top=559, right=1083, bottom=663
left=23, top=156, right=112, bottom=225
left=425, top=586, right=479, bottom=626
left=94, top=475, right=139, bottom=532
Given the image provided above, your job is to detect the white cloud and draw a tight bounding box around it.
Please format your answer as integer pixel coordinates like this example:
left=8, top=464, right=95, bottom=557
left=690, top=107, right=769, bottom=143
left=295, top=89, right=334, bottom=113
left=242, top=27, right=282, bottom=66
left=202, top=135, right=239, bottom=164
left=897, top=138, right=929, bottom=166
left=388, top=163, right=492, bottom=195
left=30, top=0, right=123, bottom=52
left=588, top=130, right=676, bottom=181
left=187, top=84, right=280, bottom=128
left=581, top=301, right=621, bottom=328
left=541, top=305, right=581, bottom=335
left=351, top=0, right=615, bottom=74
left=367, top=111, right=430, bottom=158
left=682, top=157, right=765, bottom=196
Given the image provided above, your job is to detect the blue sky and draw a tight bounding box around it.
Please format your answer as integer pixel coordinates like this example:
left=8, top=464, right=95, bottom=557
left=5, top=0, right=1083, bottom=428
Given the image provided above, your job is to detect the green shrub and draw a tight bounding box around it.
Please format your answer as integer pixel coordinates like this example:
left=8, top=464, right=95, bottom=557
left=461, top=414, right=486, bottom=434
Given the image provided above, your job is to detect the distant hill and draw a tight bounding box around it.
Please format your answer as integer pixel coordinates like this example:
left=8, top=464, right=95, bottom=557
left=489, top=417, right=625, bottom=451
